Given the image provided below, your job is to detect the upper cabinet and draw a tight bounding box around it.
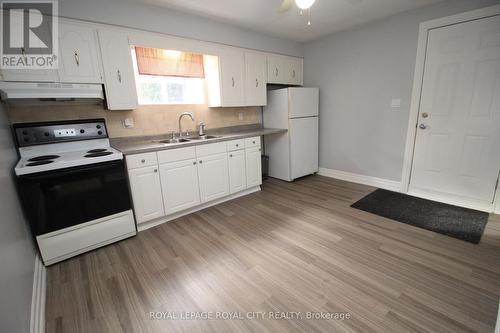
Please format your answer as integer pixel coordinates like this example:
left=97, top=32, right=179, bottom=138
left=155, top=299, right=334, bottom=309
left=205, top=47, right=246, bottom=107
left=58, top=22, right=102, bottom=84
left=267, top=54, right=303, bottom=86
left=244, top=52, right=267, bottom=106
left=97, top=30, right=138, bottom=110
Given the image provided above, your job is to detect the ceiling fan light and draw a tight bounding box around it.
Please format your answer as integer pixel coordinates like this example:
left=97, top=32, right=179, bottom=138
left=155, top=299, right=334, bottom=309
left=295, top=0, right=315, bottom=10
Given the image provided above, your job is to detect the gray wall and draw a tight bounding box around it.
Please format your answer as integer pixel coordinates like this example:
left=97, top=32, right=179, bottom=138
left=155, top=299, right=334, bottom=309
left=58, top=0, right=303, bottom=57
left=304, top=0, right=500, bottom=181
left=0, top=105, right=36, bottom=333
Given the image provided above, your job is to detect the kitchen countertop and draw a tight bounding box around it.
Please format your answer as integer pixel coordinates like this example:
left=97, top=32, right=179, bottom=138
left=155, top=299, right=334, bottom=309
left=111, top=125, right=287, bottom=155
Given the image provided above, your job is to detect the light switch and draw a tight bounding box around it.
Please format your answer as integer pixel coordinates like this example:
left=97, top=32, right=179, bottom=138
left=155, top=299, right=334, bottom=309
left=123, top=118, right=134, bottom=128
left=391, top=98, right=402, bottom=108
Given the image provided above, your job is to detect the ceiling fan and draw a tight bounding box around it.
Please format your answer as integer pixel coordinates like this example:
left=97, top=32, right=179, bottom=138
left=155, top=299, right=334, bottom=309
left=279, top=0, right=316, bottom=25
left=279, top=0, right=316, bottom=12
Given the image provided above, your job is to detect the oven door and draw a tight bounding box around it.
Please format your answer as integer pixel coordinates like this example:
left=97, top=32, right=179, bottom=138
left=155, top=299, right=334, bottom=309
left=17, top=160, right=132, bottom=235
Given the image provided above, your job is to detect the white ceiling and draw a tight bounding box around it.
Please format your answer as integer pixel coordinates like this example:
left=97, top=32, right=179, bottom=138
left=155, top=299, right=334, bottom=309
left=132, top=0, right=446, bottom=42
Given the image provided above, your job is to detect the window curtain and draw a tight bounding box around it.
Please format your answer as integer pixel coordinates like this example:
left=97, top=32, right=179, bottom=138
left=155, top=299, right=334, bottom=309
left=135, top=47, right=205, bottom=78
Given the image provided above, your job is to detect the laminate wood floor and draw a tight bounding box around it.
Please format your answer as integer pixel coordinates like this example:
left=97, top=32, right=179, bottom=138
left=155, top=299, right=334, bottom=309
left=45, top=176, right=500, bottom=333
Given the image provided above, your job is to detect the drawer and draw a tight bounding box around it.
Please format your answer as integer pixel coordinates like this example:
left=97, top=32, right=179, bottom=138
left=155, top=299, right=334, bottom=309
left=196, top=142, right=227, bottom=157
left=126, top=152, right=158, bottom=170
left=245, top=136, right=261, bottom=148
left=158, top=146, right=196, bottom=164
left=227, top=139, right=245, bottom=151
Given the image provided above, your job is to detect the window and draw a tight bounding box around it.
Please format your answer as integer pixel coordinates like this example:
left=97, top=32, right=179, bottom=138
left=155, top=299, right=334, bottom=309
left=131, top=47, right=206, bottom=105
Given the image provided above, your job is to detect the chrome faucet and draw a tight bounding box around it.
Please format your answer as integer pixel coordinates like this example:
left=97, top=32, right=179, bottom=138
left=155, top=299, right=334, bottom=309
left=178, top=112, right=194, bottom=137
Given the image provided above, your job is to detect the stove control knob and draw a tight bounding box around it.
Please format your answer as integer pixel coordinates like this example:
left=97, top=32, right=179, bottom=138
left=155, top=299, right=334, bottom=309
left=24, top=138, right=30, bottom=143
left=98, top=130, right=103, bottom=135
left=80, top=129, right=85, bottom=134
left=22, top=130, right=28, bottom=135
left=44, top=132, right=50, bottom=137
left=96, top=124, right=102, bottom=129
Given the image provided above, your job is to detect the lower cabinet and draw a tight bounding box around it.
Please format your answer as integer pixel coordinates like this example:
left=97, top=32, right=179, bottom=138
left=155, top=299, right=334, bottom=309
left=128, top=165, right=165, bottom=224
left=197, top=153, right=230, bottom=203
left=246, top=146, right=262, bottom=188
left=127, top=137, right=263, bottom=225
left=228, top=150, right=247, bottom=193
left=159, top=158, right=201, bottom=215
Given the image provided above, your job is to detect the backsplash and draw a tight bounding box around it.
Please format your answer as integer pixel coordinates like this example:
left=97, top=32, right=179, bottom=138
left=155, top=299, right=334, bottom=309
left=6, top=102, right=261, bottom=138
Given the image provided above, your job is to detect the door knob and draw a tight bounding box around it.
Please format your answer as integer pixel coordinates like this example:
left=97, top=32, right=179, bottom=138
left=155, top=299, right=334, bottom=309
left=419, top=124, right=427, bottom=129
left=421, top=112, right=429, bottom=118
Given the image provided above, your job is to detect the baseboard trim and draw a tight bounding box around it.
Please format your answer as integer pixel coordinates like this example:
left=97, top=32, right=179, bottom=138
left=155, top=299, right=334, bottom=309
left=318, top=168, right=401, bottom=192
left=30, top=254, right=46, bottom=333
left=138, top=186, right=261, bottom=232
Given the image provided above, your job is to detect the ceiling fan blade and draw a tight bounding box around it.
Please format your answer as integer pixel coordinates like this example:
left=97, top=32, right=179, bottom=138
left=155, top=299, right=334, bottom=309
left=279, top=0, right=294, bottom=13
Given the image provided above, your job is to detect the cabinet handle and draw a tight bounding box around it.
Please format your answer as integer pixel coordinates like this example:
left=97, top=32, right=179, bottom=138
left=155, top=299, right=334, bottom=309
left=141, top=159, right=145, bottom=163
left=74, top=51, right=80, bottom=66
left=117, top=69, right=122, bottom=83
left=275, top=68, right=278, bottom=77
left=258, top=148, right=261, bottom=152
left=255, top=78, right=259, bottom=88
left=229, top=154, right=233, bottom=157
left=252, top=141, right=255, bottom=144
left=199, top=160, right=203, bottom=164
left=235, top=144, right=239, bottom=147
left=232, top=77, right=235, bottom=87
left=193, top=161, right=197, bottom=165
left=292, top=70, right=296, bottom=78
left=21, top=47, right=27, bottom=62
left=154, top=169, right=158, bottom=173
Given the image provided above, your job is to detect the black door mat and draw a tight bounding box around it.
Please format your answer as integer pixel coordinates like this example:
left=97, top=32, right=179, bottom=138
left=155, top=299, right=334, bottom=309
left=351, top=189, right=489, bottom=244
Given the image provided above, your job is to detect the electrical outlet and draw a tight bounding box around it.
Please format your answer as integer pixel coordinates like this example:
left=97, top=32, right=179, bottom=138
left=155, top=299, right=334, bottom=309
left=238, top=112, right=244, bottom=121
left=123, top=118, right=134, bottom=128
left=391, top=98, right=402, bottom=108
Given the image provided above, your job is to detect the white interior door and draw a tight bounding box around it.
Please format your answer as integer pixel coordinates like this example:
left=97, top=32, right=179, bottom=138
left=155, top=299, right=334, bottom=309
left=410, top=15, right=500, bottom=207
left=290, top=117, right=319, bottom=180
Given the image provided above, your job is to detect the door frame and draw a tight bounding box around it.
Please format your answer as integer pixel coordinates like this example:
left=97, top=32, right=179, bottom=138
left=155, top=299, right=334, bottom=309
left=400, top=5, right=500, bottom=213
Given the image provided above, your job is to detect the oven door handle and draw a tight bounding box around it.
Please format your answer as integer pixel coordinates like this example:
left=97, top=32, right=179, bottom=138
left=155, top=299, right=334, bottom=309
left=18, top=160, right=124, bottom=180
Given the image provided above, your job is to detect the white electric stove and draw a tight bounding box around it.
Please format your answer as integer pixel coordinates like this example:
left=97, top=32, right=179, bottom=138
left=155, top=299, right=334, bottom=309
left=13, top=119, right=136, bottom=266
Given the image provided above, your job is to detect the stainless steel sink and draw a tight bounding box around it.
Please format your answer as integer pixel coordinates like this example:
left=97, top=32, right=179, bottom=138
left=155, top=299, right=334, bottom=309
left=188, top=135, right=222, bottom=140
left=155, top=138, right=191, bottom=144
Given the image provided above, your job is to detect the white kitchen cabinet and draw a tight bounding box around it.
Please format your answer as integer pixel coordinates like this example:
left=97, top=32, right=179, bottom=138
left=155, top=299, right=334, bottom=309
left=197, top=153, right=230, bottom=203
left=205, top=47, right=245, bottom=107
left=0, top=15, right=58, bottom=82
left=97, top=30, right=138, bottom=110
left=218, top=47, right=245, bottom=107
left=244, top=52, right=267, bottom=106
left=160, top=159, right=201, bottom=215
left=267, top=54, right=303, bottom=86
left=246, top=146, right=262, bottom=188
left=128, top=165, right=165, bottom=224
left=228, top=149, right=247, bottom=194
left=58, top=22, right=102, bottom=83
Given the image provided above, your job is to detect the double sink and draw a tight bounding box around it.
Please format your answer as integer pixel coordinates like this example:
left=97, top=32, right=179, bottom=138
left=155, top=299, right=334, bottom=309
left=153, top=135, right=222, bottom=145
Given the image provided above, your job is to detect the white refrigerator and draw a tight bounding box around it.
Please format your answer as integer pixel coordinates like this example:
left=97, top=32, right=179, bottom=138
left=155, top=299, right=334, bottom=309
left=263, top=87, right=319, bottom=181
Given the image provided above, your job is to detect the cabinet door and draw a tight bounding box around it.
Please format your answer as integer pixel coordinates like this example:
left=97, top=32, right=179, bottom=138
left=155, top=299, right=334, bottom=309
left=160, top=159, right=200, bottom=215
left=97, top=30, right=138, bottom=110
left=244, top=52, right=267, bottom=106
left=58, top=22, right=102, bottom=83
left=228, top=150, right=247, bottom=194
left=128, top=165, right=165, bottom=224
left=285, top=57, right=303, bottom=86
left=219, top=47, right=245, bottom=106
left=198, top=153, right=230, bottom=203
left=246, top=146, right=262, bottom=188
left=267, top=54, right=284, bottom=84
left=0, top=15, right=58, bottom=82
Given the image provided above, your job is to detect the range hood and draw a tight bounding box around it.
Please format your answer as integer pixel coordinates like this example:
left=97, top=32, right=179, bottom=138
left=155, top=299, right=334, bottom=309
left=0, top=82, right=104, bottom=100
